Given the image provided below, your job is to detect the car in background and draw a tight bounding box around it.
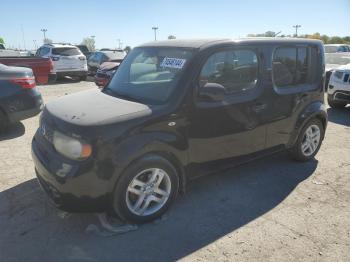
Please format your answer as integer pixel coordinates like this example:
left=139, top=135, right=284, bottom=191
left=325, top=53, right=350, bottom=89
left=36, top=43, right=88, bottom=81
left=327, top=62, right=350, bottom=108
left=0, top=56, right=55, bottom=84
left=94, top=61, right=120, bottom=87
left=324, top=44, right=350, bottom=53
left=75, top=45, right=92, bottom=59
left=0, top=64, right=43, bottom=130
left=87, top=50, right=126, bottom=76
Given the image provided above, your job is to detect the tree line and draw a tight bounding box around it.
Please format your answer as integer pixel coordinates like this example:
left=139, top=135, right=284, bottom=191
left=247, top=31, right=350, bottom=44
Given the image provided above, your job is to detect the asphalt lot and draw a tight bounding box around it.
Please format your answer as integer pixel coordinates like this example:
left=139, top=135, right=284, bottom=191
left=0, top=79, right=349, bottom=262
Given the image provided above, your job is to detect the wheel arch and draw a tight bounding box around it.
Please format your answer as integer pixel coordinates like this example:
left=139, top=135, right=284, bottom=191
left=287, top=101, right=328, bottom=148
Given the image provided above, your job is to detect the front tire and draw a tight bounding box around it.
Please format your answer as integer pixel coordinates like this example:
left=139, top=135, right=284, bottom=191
left=328, top=95, right=347, bottom=108
left=0, top=110, right=9, bottom=132
left=289, top=118, right=324, bottom=162
left=112, top=155, right=179, bottom=224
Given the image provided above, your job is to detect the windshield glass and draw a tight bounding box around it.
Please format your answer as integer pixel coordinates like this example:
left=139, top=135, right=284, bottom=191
left=104, top=51, right=126, bottom=60
left=325, top=53, right=350, bottom=66
left=106, top=47, right=194, bottom=104
left=52, top=47, right=82, bottom=56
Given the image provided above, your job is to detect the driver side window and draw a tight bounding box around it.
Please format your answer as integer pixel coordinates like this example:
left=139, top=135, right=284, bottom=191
left=199, top=49, right=258, bottom=95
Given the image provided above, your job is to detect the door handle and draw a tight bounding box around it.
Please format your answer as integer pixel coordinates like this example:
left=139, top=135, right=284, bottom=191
left=251, top=103, right=267, bottom=113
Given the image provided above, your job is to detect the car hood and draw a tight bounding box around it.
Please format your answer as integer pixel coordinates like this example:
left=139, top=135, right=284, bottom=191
left=46, top=89, right=152, bottom=126
left=99, top=61, right=120, bottom=71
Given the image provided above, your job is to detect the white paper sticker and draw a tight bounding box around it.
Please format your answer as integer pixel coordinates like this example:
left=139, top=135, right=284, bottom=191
left=160, top=57, right=186, bottom=69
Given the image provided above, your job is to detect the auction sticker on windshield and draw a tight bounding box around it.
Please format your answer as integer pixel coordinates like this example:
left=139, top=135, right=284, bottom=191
left=160, top=57, right=186, bottom=69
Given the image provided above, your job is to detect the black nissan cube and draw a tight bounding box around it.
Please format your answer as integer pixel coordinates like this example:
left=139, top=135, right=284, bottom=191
left=32, top=38, right=327, bottom=224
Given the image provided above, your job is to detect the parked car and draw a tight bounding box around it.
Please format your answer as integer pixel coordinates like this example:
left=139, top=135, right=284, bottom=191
left=36, top=43, right=88, bottom=81
left=0, top=43, right=20, bottom=57
left=325, top=53, right=350, bottom=89
left=88, top=50, right=126, bottom=76
left=75, top=45, right=92, bottom=59
left=0, top=64, right=43, bottom=130
left=32, top=38, right=327, bottom=224
left=0, top=56, right=55, bottom=84
left=94, top=61, right=120, bottom=87
left=327, top=63, right=350, bottom=108
left=324, top=44, right=350, bottom=53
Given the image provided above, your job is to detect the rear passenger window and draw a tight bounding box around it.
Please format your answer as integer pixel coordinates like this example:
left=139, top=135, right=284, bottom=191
left=273, top=46, right=319, bottom=88
left=199, top=49, right=258, bottom=94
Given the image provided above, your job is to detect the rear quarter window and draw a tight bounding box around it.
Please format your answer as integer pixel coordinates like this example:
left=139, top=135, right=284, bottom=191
left=272, top=45, right=319, bottom=88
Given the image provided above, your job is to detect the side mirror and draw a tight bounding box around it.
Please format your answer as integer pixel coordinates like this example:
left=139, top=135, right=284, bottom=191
left=199, top=83, right=226, bottom=102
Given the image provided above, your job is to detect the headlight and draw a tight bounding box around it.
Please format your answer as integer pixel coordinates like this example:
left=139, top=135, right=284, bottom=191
left=53, top=131, right=92, bottom=160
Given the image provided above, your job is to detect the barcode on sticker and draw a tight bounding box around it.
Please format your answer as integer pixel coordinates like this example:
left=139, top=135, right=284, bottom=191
left=160, top=57, right=186, bottom=69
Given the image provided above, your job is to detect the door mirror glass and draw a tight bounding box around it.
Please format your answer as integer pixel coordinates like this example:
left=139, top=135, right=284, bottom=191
left=199, top=83, right=226, bottom=101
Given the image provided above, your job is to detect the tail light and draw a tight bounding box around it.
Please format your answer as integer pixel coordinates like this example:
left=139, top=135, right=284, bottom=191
left=51, top=56, right=60, bottom=61
left=49, top=59, right=54, bottom=73
left=10, top=77, right=36, bottom=89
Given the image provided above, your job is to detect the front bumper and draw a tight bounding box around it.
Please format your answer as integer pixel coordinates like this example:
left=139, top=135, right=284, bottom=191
left=31, top=134, right=110, bottom=212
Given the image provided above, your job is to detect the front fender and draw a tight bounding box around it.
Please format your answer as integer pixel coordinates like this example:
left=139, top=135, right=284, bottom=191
left=94, top=131, right=189, bottom=193
left=287, top=101, right=328, bottom=148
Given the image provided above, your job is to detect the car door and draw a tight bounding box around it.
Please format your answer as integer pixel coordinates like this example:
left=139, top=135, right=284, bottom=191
left=265, top=44, right=322, bottom=147
left=187, top=46, right=268, bottom=164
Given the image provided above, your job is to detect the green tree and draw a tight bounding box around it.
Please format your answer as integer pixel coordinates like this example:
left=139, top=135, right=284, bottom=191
left=0, top=37, right=4, bottom=44
left=81, top=37, right=96, bottom=51
left=124, top=46, right=131, bottom=53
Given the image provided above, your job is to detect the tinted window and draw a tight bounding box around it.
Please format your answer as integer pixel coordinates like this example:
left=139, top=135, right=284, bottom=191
left=199, top=49, right=258, bottom=94
left=52, top=47, right=81, bottom=56
left=273, top=46, right=318, bottom=87
left=106, top=47, right=194, bottom=104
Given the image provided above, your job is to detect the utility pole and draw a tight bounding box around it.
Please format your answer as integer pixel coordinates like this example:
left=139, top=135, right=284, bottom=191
left=21, top=24, right=26, bottom=50
left=41, top=29, right=47, bottom=42
left=152, top=26, right=159, bottom=41
left=292, top=25, right=301, bottom=37
left=117, top=39, right=121, bottom=49
left=33, top=40, right=37, bottom=50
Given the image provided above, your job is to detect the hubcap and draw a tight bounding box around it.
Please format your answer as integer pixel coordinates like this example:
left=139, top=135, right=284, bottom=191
left=126, top=168, right=171, bottom=216
left=301, top=124, right=321, bottom=157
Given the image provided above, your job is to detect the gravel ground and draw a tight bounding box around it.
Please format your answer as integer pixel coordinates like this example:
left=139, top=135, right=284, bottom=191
left=0, top=79, right=349, bottom=262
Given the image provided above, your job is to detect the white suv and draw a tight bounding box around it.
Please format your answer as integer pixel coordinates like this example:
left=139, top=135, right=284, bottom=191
left=36, top=43, right=88, bottom=81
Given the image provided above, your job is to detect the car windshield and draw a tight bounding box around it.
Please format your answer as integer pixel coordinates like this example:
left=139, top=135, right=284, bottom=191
left=105, top=47, right=194, bottom=104
left=52, top=47, right=82, bottom=56
left=325, top=53, right=350, bottom=66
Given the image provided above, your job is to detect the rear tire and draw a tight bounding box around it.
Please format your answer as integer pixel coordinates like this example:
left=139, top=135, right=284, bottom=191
left=111, top=155, right=179, bottom=224
left=79, top=75, right=87, bottom=81
left=328, top=95, right=347, bottom=108
left=289, top=118, right=324, bottom=162
left=0, top=110, right=9, bottom=132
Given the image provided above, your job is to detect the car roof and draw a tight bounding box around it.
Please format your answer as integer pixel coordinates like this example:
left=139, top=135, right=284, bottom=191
left=139, top=38, right=323, bottom=49
left=42, top=43, right=77, bottom=48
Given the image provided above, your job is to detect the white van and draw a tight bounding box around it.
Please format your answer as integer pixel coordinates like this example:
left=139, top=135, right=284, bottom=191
left=36, top=43, right=88, bottom=81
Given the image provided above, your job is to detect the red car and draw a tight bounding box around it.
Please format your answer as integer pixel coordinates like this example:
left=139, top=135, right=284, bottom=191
left=0, top=57, right=56, bottom=84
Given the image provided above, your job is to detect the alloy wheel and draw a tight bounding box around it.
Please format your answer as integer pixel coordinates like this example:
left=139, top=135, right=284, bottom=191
left=301, top=124, right=321, bottom=157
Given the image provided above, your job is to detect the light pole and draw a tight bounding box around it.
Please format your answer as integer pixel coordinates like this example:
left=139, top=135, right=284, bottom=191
left=293, top=25, right=301, bottom=37
left=33, top=40, right=37, bottom=50
left=41, top=29, right=47, bottom=42
left=152, top=26, right=158, bottom=41
left=117, top=39, right=121, bottom=49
